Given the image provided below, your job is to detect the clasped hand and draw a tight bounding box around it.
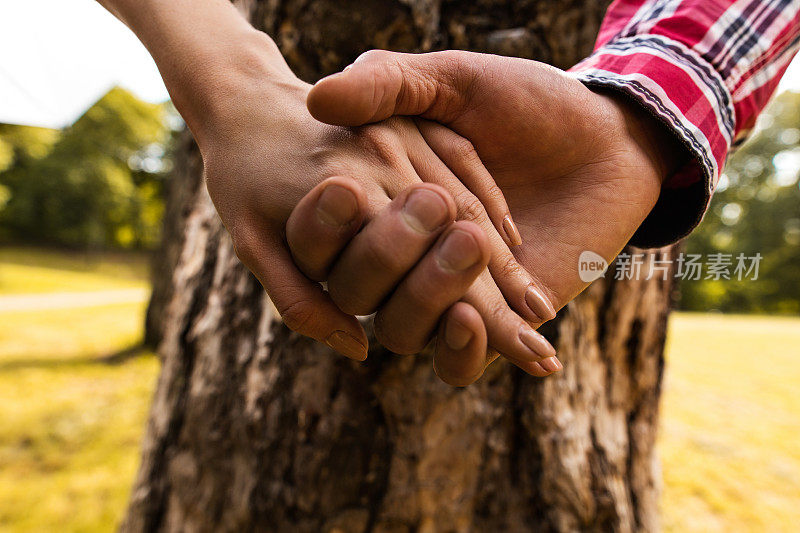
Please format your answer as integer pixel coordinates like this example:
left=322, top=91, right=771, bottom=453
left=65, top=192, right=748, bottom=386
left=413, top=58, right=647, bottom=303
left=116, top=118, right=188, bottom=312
left=201, top=44, right=676, bottom=386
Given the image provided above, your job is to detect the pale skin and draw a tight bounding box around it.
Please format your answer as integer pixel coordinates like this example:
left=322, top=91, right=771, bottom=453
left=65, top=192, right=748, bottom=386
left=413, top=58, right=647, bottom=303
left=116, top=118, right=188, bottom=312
left=96, top=0, right=681, bottom=386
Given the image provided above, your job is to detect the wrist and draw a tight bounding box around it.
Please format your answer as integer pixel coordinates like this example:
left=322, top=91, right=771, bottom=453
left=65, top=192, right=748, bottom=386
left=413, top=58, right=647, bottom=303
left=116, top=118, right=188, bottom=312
left=174, top=30, right=308, bottom=145
left=597, top=89, right=686, bottom=185
left=99, top=0, right=305, bottom=145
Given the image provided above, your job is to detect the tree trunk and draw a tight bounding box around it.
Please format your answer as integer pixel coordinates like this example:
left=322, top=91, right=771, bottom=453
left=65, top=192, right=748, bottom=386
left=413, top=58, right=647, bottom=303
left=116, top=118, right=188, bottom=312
left=128, top=1, right=678, bottom=531
left=144, top=130, right=203, bottom=349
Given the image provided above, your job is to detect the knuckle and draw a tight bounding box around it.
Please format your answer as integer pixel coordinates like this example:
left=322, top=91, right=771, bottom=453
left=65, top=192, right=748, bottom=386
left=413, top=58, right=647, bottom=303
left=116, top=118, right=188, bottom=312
left=356, top=125, right=405, bottom=167
left=497, top=253, right=523, bottom=279
left=359, top=49, right=393, bottom=63
left=484, top=184, right=507, bottom=207
left=232, top=234, right=257, bottom=266
left=229, top=216, right=263, bottom=269
left=374, top=316, right=426, bottom=355
left=277, top=299, right=316, bottom=334
left=485, top=299, right=511, bottom=326
left=434, top=51, right=481, bottom=117
left=454, top=190, right=488, bottom=223
left=329, top=289, right=373, bottom=317
left=452, top=137, right=478, bottom=162
left=362, top=234, right=402, bottom=274
left=435, top=364, right=482, bottom=387
left=395, top=62, right=438, bottom=114
left=327, top=275, right=377, bottom=316
left=404, top=279, right=447, bottom=316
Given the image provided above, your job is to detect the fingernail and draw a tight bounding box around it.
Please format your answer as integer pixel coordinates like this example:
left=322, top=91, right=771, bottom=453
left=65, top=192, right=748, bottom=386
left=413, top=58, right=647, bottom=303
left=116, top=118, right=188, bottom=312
left=540, top=356, right=563, bottom=373
left=317, top=184, right=358, bottom=228
left=402, top=189, right=449, bottom=233
left=525, top=284, right=556, bottom=322
left=437, top=229, right=481, bottom=272
left=519, top=326, right=556, bottom=360
left=343, top=64, right=353, bottom=72
left=502, top=215, right=522, bottom=246
left=326, top=330, right=368, bottom=361
left=444, top=318, right=473, bottom=351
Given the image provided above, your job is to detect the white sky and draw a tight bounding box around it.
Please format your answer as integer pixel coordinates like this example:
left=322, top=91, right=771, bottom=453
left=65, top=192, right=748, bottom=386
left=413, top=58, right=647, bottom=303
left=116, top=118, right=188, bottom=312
left=1, top=0, right=800, bottom=130
left=0, top=0, right=168, bottom=129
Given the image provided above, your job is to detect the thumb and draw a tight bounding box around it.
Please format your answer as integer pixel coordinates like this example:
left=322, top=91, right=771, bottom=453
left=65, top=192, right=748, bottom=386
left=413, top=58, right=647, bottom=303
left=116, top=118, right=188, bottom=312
left=307, top=50, right=479, bottom=127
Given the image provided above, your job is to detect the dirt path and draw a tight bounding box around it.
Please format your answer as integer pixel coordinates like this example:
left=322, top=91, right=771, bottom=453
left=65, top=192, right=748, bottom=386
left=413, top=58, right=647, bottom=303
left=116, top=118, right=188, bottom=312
left=0, top=288, right=149, bottom=312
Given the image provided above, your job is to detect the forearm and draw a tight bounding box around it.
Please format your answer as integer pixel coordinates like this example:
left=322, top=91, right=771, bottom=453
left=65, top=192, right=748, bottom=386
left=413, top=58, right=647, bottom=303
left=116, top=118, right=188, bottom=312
left=95, top=0, right=300, bottom=142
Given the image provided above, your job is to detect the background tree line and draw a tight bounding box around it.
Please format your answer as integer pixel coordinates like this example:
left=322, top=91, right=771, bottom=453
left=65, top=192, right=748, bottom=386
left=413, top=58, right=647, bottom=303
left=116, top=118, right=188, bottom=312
left=680, top=90, right=800, bottom=315
left=0, top=87, right=175, bottom=250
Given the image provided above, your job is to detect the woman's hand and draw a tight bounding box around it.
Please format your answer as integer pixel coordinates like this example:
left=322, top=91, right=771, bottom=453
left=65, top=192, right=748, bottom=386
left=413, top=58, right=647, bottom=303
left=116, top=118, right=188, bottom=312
left=96, top=0, right=560, bottom=383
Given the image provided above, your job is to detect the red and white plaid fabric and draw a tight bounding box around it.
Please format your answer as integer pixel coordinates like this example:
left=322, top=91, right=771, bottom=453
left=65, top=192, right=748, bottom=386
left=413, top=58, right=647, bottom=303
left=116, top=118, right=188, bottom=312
left=568, top=0, right=800, bottom=247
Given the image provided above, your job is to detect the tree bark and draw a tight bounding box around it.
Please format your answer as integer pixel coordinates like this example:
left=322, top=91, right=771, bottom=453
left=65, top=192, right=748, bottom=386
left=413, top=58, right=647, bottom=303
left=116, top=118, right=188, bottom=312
left=129, top=1, right=677, bottom=531
left=144, top=130, right=203, bottom=349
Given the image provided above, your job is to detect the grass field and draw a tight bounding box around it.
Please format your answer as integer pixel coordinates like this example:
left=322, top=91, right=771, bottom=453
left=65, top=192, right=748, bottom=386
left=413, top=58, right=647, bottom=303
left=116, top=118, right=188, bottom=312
left=0, top=249, right=157, bottom=532
left=661, top=313, right=800, bottom=532
left=0, top=247, right=149, bottom=295
left=0, top=248, right=798, bottom=532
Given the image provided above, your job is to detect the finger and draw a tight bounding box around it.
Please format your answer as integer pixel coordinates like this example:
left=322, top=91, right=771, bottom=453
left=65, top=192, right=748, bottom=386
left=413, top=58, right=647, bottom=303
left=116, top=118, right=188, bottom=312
left=517, top=356, right=564, bottom=377
left=286, top=176, right=368, bottom=281
left=307, top=49, right=479, bottom=127
left=327, top=183, right=455, bottom=315
left=414, top=119, right=521, bottom=247
left=432, top=302, right=490, bottom=387
left=462, top=270, right=561, bottom=375
left=373, top=220, right=489, bottom=355
left=235, top=229, right=368, bottom=361
left=478, top=349, right=559, bottom=380
left=405, top=128, right=556, bottom=325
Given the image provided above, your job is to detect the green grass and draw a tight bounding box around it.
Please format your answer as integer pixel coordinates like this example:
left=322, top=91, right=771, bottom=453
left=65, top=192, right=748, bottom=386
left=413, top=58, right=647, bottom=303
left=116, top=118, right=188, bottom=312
left=0, top=249, right=798, bottom=532
left=0, top=247, right=149, bottom=295
left=660, top=313, right=800, bottom=533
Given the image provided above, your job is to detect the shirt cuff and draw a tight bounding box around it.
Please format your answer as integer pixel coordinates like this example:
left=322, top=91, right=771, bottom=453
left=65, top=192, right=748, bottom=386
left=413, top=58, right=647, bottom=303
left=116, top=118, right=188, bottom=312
left=567, top=34, right=735, bottom=248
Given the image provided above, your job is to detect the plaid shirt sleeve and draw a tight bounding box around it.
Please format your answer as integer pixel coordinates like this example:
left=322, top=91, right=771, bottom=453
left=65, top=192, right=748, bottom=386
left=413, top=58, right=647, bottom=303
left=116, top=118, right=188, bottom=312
left=568, top=0, right=800, bottom=247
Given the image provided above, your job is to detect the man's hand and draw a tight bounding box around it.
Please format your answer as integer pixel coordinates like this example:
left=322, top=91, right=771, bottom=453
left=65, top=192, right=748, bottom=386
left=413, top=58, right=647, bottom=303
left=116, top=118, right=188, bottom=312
left=308, top=50, right=683, bottom=318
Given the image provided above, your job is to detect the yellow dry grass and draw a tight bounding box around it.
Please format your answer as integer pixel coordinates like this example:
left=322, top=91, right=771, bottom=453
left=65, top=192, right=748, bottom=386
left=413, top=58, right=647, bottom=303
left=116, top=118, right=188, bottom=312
left=1, top=249, right=798, bottom=532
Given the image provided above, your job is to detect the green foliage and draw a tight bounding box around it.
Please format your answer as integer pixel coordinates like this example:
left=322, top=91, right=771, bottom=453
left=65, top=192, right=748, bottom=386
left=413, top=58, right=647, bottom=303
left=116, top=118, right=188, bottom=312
left=680, top=91, right=800, bottom=314
left=0, top=88, right=173, bottom=249
left=0, top=124, right=59, bottom=171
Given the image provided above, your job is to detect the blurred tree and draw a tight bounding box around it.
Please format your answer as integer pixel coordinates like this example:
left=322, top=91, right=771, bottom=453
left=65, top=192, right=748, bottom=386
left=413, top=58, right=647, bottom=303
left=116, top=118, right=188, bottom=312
left=0, top=124, right=59, bottom=239
left=0, top=87, right=171, bottom=249
left=126, top=1, right=677, bottom=532
left=681, top=91, right=800, bottom=314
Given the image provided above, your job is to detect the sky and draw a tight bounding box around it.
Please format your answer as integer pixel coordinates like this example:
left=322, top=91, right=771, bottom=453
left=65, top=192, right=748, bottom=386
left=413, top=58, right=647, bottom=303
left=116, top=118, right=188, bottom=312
left=0, top=0, right=168, bottom=129
left=2, top=0, right=800, bottom=130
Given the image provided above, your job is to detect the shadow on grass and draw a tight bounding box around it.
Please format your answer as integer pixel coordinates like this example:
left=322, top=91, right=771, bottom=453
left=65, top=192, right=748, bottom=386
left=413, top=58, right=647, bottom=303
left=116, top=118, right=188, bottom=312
left=0, top=343, right=154, bottom=371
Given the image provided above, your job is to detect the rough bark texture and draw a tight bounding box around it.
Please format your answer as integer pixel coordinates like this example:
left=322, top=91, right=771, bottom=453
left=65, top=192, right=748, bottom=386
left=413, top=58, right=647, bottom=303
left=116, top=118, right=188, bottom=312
left=129, top=1, right=678, bottom=531
left=145, top=130, right=204, bottom=349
